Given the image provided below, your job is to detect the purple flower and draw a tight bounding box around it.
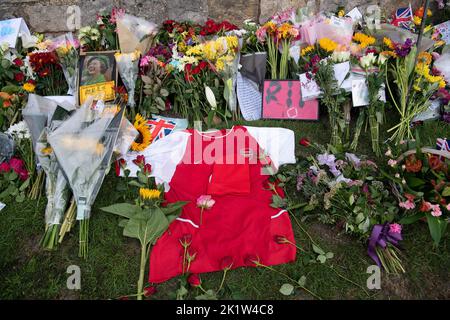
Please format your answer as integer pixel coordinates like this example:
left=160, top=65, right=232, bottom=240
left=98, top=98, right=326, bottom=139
left=395, top=38, right=414, bottom=58
left=443, top=112, right=450, bottom=123
left=317, top=153, right=336, bottom=167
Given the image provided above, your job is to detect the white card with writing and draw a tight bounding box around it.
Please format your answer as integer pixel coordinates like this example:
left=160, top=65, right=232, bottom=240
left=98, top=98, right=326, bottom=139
left=299, top=73, right=321, bottom=101
left=0, top=18, right=31, bottom=48
left=346, top=7, right=363, bottom=23
left=351, top=78, right=386, bottom=107
left=333, top=61, right=353, bottom=92
left=435, top=20, right=450, bottom=43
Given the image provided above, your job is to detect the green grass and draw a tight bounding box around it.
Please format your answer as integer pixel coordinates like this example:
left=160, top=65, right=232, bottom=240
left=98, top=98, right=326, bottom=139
left=0, top=112, right=449, bottom=300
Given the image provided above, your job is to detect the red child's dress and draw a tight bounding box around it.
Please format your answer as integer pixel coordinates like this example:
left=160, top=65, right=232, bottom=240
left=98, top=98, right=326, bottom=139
left=123, top=125, right=297, bottom=283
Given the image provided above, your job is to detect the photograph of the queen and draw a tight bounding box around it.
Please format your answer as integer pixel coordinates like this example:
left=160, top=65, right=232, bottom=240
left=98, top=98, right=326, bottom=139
left=80, top=54, right=115, bottom=86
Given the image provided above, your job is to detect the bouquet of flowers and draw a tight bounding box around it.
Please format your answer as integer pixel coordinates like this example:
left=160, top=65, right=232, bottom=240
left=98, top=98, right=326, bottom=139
left=383, top=140, right=450, bottom=247
left=385, top=38, right=446, bottom=144
left=349, top=33, right=389, bottom=156
left=140, top=55, right=171, bottom=117
left=52, top=33, right=80, bottom=96
left=256, top=19, right=300, bottom=79
left=47, top=99, right=127, bottom=258
left=101, top=157, right=187, bottom=300
left=279, top=142, right=404, bottom=272
left=28, top=50, right=68, bottom=96
left=115, top=50, right=141, bottom=109
left=0, top=156, right=30, bottom=203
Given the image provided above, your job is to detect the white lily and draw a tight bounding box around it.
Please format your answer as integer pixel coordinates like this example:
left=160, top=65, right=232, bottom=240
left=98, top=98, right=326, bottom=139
left=205, top=86, right=217, bottom=110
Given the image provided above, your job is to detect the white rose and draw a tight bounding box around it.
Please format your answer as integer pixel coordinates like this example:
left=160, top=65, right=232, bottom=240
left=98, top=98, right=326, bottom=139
left=360, top=52, right=376, bottom=69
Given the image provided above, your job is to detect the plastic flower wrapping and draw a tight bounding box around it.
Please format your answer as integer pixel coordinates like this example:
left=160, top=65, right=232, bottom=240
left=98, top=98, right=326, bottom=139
left=115, top=50, right=140, bottom=108
left=47, top=98, right=127, bottom=258
left=51, top=33, right=80, bottom=96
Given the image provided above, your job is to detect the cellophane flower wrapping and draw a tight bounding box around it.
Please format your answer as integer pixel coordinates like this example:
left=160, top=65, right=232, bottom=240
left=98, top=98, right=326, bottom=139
left=0, top=133, right=15, bottom=163
left=52, top=33, right=80, bottom=96
left=115, top=51, right=140, bottom=108
left=114, top=117, right=139, bottom=156
left=47, top=98, right=126, bottom=221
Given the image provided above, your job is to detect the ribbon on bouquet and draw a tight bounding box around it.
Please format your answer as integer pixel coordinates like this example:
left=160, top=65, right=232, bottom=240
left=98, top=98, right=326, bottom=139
left=367, top=223, right=403, bottom=267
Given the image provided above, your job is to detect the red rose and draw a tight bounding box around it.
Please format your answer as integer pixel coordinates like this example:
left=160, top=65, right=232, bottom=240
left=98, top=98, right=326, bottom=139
left=143, top=163, right=152, bottom=174
left=18, top=169, right=29, bottom=181
left=143, top=285, right=157, bottom=297
left=187, top=273, right=201, bottom=287
left=220, top=256, right=234, bottom=270
left=133, top=155, right=145, bottom=166
left=14, top=72, right=24, bottom=82
left=199, top=61, right=208, bottom=70
left=191, top=66, right=201, bottom=75
left=0, top=162, right=11, bottom=173
left=299, top=138, right=310, bottom=147
left=13, top=58, right=23, bottom=67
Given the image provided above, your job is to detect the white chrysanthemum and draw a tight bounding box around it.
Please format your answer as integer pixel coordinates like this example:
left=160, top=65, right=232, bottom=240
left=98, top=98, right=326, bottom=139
left=7, top=121, right=30, bottom=140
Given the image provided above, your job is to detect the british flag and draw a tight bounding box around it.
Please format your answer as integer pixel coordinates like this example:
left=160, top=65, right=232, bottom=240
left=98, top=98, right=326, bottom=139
left=148, top=118, right=176, bottom=142
left=391, top=5, right=413, bottom=30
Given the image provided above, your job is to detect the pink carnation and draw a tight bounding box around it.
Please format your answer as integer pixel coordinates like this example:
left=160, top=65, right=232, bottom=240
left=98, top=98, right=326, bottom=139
left=399, top=200, right=415, bottom=210
left=430, top=204, right=442, bottom=217
left=389, top=223, right=402, bottom=234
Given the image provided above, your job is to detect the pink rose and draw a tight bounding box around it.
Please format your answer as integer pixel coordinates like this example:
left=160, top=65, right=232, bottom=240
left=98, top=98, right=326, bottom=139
left=196, top=195, right=215, bottom=209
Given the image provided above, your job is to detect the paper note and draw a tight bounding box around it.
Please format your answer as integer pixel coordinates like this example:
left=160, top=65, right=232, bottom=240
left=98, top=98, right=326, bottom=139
left=334, top=61, right=353, bottom=92
left=351, top=78, right=386, bottom=107
left=435, top=20, right=450, bottom=43
left=346, top=7, right=363, bottom=23
left=0, top=18, right=31, bottom=48
left=0, top=202, right=5, bottom=211
left=299, top=73, right=321, bottom=101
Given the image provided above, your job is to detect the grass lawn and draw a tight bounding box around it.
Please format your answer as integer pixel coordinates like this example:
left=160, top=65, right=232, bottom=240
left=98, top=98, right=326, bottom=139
left=1, top=111, right=449, bottom=300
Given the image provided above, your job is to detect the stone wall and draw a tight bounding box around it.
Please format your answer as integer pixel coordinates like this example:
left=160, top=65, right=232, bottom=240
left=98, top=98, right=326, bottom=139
left=0, top=0, right=424, bottom=33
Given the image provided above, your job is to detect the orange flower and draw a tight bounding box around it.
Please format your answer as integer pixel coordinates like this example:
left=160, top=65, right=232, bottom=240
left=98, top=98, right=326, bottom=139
left=428, top=155, right=444, bottom=171
left=2, top=100, right=12, bottom=108
left=0, top=92, right=12, bottom=100
left=417, top=52, right=432, bottom=65
left=405, top=154, right=423, bottom=173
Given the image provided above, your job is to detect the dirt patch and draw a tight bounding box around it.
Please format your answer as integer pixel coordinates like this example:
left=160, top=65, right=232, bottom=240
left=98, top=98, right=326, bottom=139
left=379, top=274, right=414, bottom=299
left=307, top=222, right=354, bottom=246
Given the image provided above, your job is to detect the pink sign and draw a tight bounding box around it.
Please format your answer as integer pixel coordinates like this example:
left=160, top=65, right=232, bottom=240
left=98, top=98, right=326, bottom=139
left=262, top=80, right=319, bottom=120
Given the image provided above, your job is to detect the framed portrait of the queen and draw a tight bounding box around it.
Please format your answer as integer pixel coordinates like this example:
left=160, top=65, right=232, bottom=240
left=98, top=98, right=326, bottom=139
left=78, top=51, right=118, bottom=105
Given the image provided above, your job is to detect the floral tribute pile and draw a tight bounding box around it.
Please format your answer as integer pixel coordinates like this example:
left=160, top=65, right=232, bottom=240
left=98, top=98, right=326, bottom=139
left=0, top=2, right=449, bottom=300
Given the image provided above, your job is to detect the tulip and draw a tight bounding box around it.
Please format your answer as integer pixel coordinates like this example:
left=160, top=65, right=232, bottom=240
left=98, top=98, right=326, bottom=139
left=187, top=273, right=201, bottom=287
left=299, top=138, right=310, bottom=147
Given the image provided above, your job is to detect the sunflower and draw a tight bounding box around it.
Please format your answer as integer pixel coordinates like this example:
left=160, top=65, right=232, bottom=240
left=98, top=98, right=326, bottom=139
left=417, top=52, right=432, bottom=65
left=319, top=38, right=338, bottom=52
left=383, top=37, right=395, bottom=50
left=352, top=33, right=376, bottom=49
left=139, top=188, right=161, bottom=200
left=131, top=114, right=152, bottom=152
left=301, top=45, right=315, bottom=56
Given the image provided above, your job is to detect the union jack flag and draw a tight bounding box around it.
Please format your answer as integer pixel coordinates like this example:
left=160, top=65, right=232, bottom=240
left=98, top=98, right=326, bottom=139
left=436, top=138, right=450, bottom=160
left=148, top=118, right=176, bottom=142
left=391, top=5, right=413, bottom=30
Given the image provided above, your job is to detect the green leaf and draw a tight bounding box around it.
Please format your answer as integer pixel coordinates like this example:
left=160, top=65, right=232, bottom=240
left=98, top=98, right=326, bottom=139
left=279, top=283, right=294, bottom=296
left=123, top=208, right=169, bottom=246
left=298, top=276, right=307, bottom=287
left=406, top=176, right=425, bottom=188
left=317, top=255, right=327, bottom=263
left=19, top=178, right=30, bottom=192
left=161, top=201, right=189, bottom=216
left=128, top=180, right=145, bottom=188
left=176, top=284, right=188, bottom=300
left=426, top=213, right=446, bottom=247
left=325, top=252, right=334, bottom=259
left=137, top=172, right=148, bottom=184
left=399, top=212, right=424, bottom=224
left=100, top=203, right=137, bottom=219
left=442, top=187, right=450, bottom=197
left=349, top=194, right=355, bottom=206
left=312, top=244, right=325, bottom=255
left=195, top=289, right=218, bottom=300
left=15, top=193, right=25, bottom=203
left=118, top=219, right=128, bottom=228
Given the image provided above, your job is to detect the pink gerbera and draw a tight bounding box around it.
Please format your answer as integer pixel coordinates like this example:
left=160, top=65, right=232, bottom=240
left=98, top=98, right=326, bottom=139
left=389, top=223, right=402, bottom=234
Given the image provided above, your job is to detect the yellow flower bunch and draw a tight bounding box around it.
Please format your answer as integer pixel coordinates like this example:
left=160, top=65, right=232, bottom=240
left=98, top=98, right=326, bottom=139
left=416, top=62, right=447, bottom=88
left=186, top=45, right=203, bottom=56
left=140, top=188, right=161, bottom=200
left=264, top=21, right=277, bottom=35
left=383, top=37, right=395, bottom=50
left=319, top=38, right=338, bottom=52
left=353, top=33, right=376, bottom=49
left=301, top=45, right=315, bottom=56
left=225, top=36, right=238, bottom=50
left=277, top=23, right=298, bottom=40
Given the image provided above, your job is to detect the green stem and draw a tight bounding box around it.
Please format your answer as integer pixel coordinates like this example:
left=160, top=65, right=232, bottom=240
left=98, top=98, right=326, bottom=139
left=137, top=243, right=147, bottom=300
left=217, top=269, right=228, bottom=292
